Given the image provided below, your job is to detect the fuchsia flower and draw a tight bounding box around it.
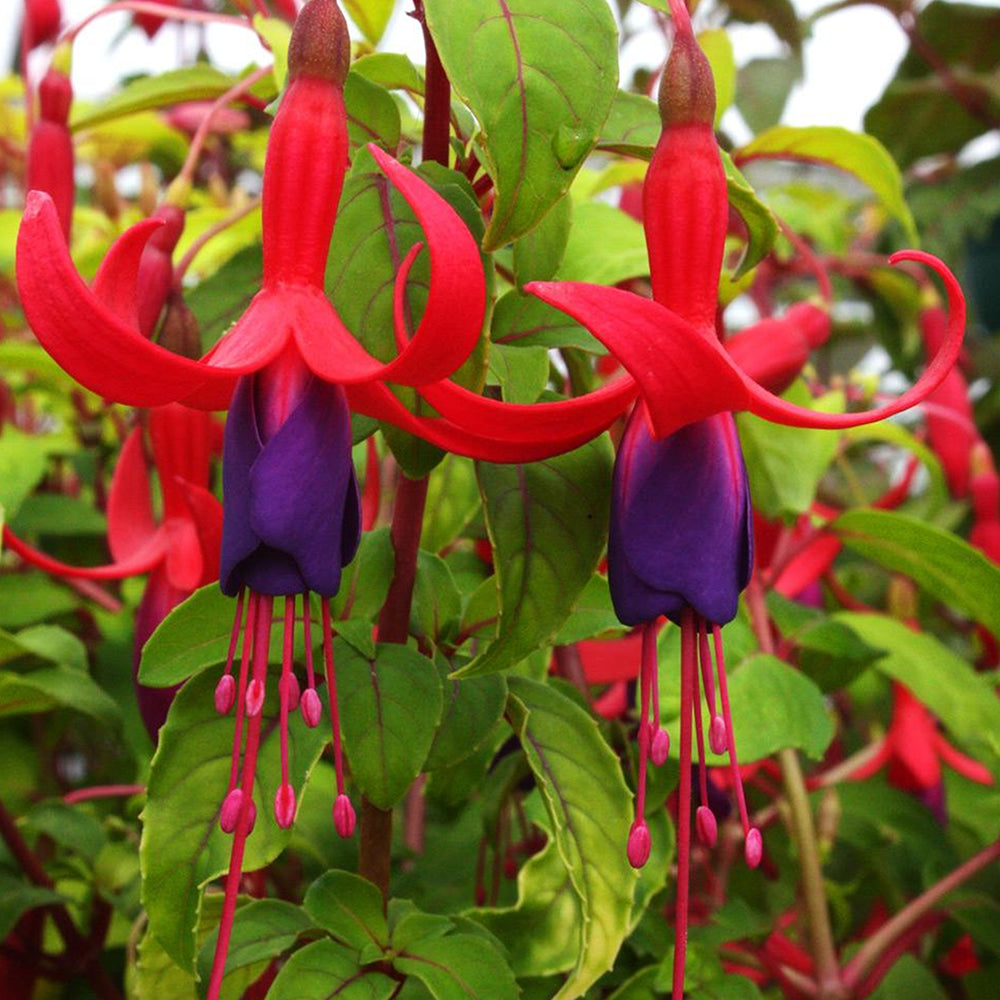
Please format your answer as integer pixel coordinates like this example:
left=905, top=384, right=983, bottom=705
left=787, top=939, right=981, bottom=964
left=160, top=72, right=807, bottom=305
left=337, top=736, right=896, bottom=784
left=3, top=405, right=221, bottom=735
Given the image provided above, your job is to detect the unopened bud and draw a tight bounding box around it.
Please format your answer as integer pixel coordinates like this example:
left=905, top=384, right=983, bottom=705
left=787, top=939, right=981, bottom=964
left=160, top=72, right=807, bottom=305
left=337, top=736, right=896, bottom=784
left=301, top=688, right=322, bottom=727
left=219, top=788, right=256, bottom=834
left=658, top=3, right=716, bottom=127
left=709, top=715, right=727, bottom=755
left=333, top=793, right=356, bottom=838
left=695, top=805, right=717, bottom=847
left=627, top=819, right=651, bottom=868
left=214, top=674, right=236, bottom=714
left=245, top=678, right=265, bottom=716
left=745, top=827, right=763, bottom=868
left=158, top=293, right=203, bottom=360
left=274, top=783, right=297, bottom=828
left=651, top=727, right=670, bottom=767
left=288, top=0, right=350, bottom=87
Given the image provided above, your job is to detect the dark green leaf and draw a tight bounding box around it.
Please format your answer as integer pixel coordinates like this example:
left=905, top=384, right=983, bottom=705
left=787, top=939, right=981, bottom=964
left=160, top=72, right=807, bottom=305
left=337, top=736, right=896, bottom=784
left=266, top=938, right=397, bottom=1000
left=869, top=954, right=948, bottom=1000
left=394, top=933, right=519, bottom=1000
left=140, top=668, right=327, bottom=972
left=24, top=800, right=107, bottom=860
left=421, top=456, right=482, bottom=555
left=736, top=56, right=800, bottom=134
left=410, top=552, right=463, bottom=645
left=552, top=574, right=623, bottom=645
left=424, top=0, right=619, bottom=249
left=332, top=527, right=395, bottom=621
left=0, top=576, right=78, bottom=629
left=197, top=899, right=314, bottom=996
left=0, top=664, right=121, bottom=725
left=303, top=870, right=388, bottom=953
left=833, top=509, right=1000, bottom=636
left=459, top=436, right=612, bottom=678
left=11, top=494, right=107, bottom=536
left=0, top=873, right=64, bottom=941
left=337, top=640, right=443, bottom=809
left=513, top=194, right=573, bottom=286
left=492, top=290, right=599, bottom=354
left=344, top=72, right=401, bottom=152
left=188, top=243, right=263, bottom=352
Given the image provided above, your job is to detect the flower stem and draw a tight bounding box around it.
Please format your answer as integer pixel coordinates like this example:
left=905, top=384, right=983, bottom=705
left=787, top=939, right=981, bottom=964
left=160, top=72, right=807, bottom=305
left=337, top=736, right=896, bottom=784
left=746, top=578, right=845, bottom=1000
left=0, top=794, right=122, bottom=1000
left=841, top=836, right=1000, bottom=991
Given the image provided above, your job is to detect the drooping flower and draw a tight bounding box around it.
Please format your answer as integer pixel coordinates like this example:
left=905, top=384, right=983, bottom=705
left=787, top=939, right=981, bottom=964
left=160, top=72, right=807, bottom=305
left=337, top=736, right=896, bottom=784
left=27, top=49, right=74, bottom=240
left=3, top=405, right=221, bottom=734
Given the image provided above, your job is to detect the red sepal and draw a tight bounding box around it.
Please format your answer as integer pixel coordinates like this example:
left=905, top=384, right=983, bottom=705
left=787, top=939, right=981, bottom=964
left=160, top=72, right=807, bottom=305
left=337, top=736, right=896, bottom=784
left=2, top=526, right=165, bottom=581
left=529, top=251, right=965, bottom=439
left=107, top=428, right=158, bottom=561
left=92, top=217, right=163, bottom=326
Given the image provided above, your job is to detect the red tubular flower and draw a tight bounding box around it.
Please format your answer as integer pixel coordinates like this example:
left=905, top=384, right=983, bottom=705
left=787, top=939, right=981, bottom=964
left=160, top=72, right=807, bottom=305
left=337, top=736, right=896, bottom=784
left=27, top=56, right=74, bottom=240
left=3, top=405, right=221, bottom=735
left=25, top=0, right=61, bottom=48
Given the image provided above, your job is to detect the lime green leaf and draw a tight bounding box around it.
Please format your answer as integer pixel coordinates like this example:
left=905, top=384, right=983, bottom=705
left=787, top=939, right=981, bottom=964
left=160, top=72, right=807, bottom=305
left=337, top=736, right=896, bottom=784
left=487, top=343, right=551, bottom=404
left=394, top=933, right=518, bottom=1000
left=197, top=899, right=314, bottom=996
left=557, top=201, right=648, bottom=286
left=503, top=677, right=635, bottom=998
left=725, top=655, right=834, bottom=762
left=835, top=613, right=1000, bottom=778
left=140, top=668, right=327, bottom=972
left=336, top=640, right=444, bottom=809
left=266, top=939, right=397, bottom=1000
left=552, top=574, right=622, bottom=645
left=72, top=66, right=274, bottom=131
left=596, top=90, right=660, bottom=158
left=344, top=0, right=395, bottom=45
left=720, top=150, right=779, bottom=277
left=353, top=52, right=425, bottom=94
left=737, top=385, right=844, bottom=519
left=424, top=0, right=619, bottom=249
left=459, top=435, right=612, bottom=678
left=253, top=15, right=291, bottom=90
left=833, top=509, right=1000, bottom=635
left=698, top=29, right=735, bottom=127
left=0, top=427, right=50, bottom=520
left=303, top=871, right=388, bottom=953
left=734, top=125, right=917, bottom=243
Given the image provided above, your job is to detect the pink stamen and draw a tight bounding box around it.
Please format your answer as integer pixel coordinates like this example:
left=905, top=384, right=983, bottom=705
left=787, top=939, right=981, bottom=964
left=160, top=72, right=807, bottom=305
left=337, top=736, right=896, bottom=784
left=206, top=595, right=273, bottom=1000
left=214, top=591, right=245, bottom=714
left=692, top=636, right=715, bottom=847
left=223, top=593, right=258, bottom=807
left=712, top=623, right=762, bottom=867
left=275, top=597, right=295, bottom=828
left=321, top=597, right=353, bottom=835
left=699, top=622, right=725, bottom=753
left=673, top=608, right=696, bottom=1000
left=629, top=622, right=656, bottom=867
left=649, top=620, right=669, bottom=765
left=300, top=594, right=322, bottom=727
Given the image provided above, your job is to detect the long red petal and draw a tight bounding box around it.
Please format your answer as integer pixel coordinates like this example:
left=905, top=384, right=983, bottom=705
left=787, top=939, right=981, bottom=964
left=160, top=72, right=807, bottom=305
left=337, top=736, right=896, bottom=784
left=91, top=217, right=163, bottom=326
left=529, top=251, right=965, bottom=439
left=163, top=518, right=205, bottom=592
left=16, top=193, right=232, bottom=406
left=178, top=481, right=224, bottom=585
left=346, top=382, right=600, bottom=462
left=934, top=733, right=994, bottom=785
left=149, top=405, right=214, bottom=518
left=3, top=525, right=166, bottom=580
left=107, top=427, right=158, bottom=562
left=297, top=146, right=487, bottom=386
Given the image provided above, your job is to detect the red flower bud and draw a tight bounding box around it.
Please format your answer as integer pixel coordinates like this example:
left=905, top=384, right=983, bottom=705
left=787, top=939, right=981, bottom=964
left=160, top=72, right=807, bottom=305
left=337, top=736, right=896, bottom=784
left=27, top=69, right=74, bottom=240
left=26, top=0, right=61, bottom=48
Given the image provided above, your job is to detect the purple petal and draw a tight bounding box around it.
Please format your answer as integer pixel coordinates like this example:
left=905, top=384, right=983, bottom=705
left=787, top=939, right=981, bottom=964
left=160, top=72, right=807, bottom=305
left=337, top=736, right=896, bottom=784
left=608, top=408, right=752, bottom=626
left=220, top=373, right=361, bottom=597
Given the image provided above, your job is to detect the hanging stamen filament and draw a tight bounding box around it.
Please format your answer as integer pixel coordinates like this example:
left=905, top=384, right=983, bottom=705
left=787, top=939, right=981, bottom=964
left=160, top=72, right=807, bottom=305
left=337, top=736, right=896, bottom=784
left=274, top=597, right=297, bottom=828
left=698, top=621, right=726, bottom=754
left=627, top=621, right=657, bottom=868
left=300, top=595, right=322, bottom=726
left=214, top=589, right=245, bottom=714
left=322, top=597, right=356, bottom=838
left=692, top=643, right=717, bottom=848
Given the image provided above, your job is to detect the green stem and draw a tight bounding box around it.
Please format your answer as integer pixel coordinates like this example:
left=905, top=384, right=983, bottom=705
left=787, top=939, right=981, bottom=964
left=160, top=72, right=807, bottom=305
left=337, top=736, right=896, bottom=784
left=746, top=578, right=845, bottom=1000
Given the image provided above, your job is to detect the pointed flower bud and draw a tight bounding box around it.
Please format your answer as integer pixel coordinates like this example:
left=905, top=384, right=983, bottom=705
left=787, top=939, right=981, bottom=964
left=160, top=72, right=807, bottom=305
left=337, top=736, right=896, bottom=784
left=288, top=0, right=350, bottom=86
left=274, top=783, right=297, bottom=828
left=658, top=0, right=716, bottom=127
left=627, top=819, right=652, bottom=868
left=333, top=793, right=356, bottom=838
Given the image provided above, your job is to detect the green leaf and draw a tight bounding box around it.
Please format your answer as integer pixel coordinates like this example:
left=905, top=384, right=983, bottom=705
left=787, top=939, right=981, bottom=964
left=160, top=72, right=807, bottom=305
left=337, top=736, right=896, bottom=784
left=344, top=72, right=401, bottom=153
left=698, top=29, right=735, bottom=128
left=253, top=15, right=291, bottom=91
left=336, top=640, right=444, bottom=809
left=410, top=552, right=463, bottom=645
left=424, top=0, right=619, bottom=249
left=737, top=385, right=843, bottom=518
left=344, top=0, right=395, bottom=45
left=487, top=343, right=551, bottom=404
left=459, top=435, right=612, bottom=677
left=421, top=455, right=482, bottom=554
left=14, top=624, right=88, bottom=671
left=491, top=290, right=599, bottom=353
left=197, top=899, right=314, bottom=997
left=552, top=574, right=622, bottom=645
left=140, top=668, right=327, bottom=972
left=720, top=150, right=779, bottom=277
left=139, top=585, right=240, bottom=687
left=394, top=934, right=519, bottom=1000
left=353, top=53, right=425, bottom=95
left=725, top=0, right=802, bottom=52
left=0, top=427, right=50, bottom=521
left=332, top=527, right=395, bottom=621
left=734, top=125, right=917, bottom=244
left=11, top=494, right=107, bottom=536
left=424, top=654, right=507, bottom=771
left=513, top=194, right=573, bottom=286
left=556, top=201, right=648, bottom=286
left=870, top=954, right=948, bottom=1000
left=0, top=664, right=121, bottom=725
left=726, top=655, right=834, bottom=762
left=596, top=90, right=660, bottom=157
left=24, top=800, right=106, bottom=861
left=266, top=938, right=397, bottom=1000
left=72, top=66, right=272, bottom=131
left=0, top=576, right=78, bottom=628
left=0, top=873, right=64, bottom=941
left=793, top=619, right=885, bottom=693
left=303, top=870, right=388, bottom=954
left=736, top=56, right=799, bottom=134
left=503, top=677, right=635, bottom=998
left=835, top=613, right=1000, bottom=778
left=833, top=509, right=1000, bottom=636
